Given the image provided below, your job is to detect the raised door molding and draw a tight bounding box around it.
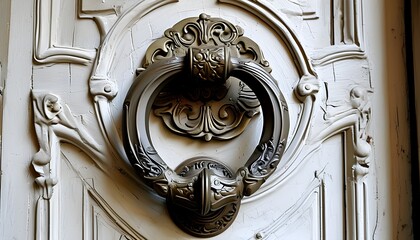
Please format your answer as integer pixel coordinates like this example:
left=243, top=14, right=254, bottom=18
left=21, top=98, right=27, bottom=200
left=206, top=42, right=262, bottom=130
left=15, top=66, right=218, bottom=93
left=310, top=0, right=366, bottom=65
left=31, top=91, right=106, bottom=240
left=34, top=0, right=96, bottom=64
left=89, top=0, right=320, bottom=177
left=29, top=0, right=375, bottom=239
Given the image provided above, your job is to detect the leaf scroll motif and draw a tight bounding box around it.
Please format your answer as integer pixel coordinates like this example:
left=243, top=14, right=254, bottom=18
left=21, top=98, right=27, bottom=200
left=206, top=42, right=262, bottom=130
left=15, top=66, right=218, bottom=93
left=153, top=81, right=261, bottom=141
left=133, top=143, right=166, bottom=179
left=144, top=13, right=270, bottom=72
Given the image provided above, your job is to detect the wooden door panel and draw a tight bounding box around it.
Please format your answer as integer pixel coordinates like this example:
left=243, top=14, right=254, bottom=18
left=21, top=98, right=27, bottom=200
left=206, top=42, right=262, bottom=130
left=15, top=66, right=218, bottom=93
left=29, top=0, right=371, bottom=239
left=0, top=0, right=413, bottom=239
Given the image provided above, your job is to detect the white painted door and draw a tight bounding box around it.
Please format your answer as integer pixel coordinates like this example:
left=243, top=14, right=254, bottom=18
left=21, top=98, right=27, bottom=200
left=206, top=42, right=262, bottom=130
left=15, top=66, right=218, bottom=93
left=0, top=0, right=413, bottom=239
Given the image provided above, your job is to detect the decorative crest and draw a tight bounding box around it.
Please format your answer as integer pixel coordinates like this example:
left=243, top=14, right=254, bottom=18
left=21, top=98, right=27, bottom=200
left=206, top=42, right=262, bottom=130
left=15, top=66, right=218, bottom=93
left=144, top=13, right=270, bottom=72
left=142, top=14, right=272, bottom=141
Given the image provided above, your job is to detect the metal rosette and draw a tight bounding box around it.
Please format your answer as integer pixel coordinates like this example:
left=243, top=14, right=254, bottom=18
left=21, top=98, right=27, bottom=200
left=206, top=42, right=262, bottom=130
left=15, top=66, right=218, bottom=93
left=123, top=56, right=289, bottom=237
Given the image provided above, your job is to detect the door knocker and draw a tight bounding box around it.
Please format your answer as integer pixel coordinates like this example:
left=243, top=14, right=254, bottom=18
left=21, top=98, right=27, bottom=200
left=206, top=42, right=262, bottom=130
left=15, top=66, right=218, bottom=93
left=123, top=14, right=289, bottom=237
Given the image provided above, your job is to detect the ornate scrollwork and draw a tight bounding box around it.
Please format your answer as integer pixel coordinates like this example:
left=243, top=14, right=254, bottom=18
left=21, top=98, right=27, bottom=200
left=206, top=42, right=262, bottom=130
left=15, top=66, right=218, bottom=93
left=349, top=86, right=372, bottom=162
left=32, top=91, right=105, bottom=240
left=133, top=143, right=166, bottom=178
left=32, top=93, right=102, bottom=200
left=123, top=14, right=289, bottom=237
left=189, top=46, right=230, bottom=83
left=124, top=57, right=289, bottom=237
left=144, top=13, right=270, bottom=71
left=153, top=80, right=260, bottom=141
left=143, top=13, right=272, bottom=141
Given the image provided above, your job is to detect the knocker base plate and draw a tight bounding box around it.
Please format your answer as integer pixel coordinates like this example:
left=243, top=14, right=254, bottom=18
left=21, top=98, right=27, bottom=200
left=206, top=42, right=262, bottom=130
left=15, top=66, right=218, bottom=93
left=167, top=158, right=240, bottom=237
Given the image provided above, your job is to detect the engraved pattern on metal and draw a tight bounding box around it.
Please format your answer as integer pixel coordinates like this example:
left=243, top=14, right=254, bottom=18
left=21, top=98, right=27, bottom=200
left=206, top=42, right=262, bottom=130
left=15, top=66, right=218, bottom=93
left=143, top=13, right=270, bottom=71
left=189, top=46, right=230, bottom=83
left=152, top=79, right=260, bottom=141
left=143, top=13, right=271, bottom=141
left=168, top=158, right=239, bottom=237
left=123, top=14, right=289, bottom=237
left=123, top=58, right=289, bottom=237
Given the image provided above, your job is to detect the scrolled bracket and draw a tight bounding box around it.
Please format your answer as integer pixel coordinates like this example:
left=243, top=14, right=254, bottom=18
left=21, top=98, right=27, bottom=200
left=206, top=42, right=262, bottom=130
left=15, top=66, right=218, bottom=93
left=123, top=14, right=289, bottom=237
left=90, top=76, right=118, bottom=101
left=296, top=74, right=320, bottom=101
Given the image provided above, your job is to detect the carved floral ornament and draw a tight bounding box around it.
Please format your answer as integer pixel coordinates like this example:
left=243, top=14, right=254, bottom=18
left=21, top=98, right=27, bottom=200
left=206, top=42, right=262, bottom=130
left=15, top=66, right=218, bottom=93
left=142, top=13, right=272, bottom=141
left=123, top=14, right=289, bottom=237
left=27, top=0, right=376, bottom=238
left=31, top=2, right=323, bottom=237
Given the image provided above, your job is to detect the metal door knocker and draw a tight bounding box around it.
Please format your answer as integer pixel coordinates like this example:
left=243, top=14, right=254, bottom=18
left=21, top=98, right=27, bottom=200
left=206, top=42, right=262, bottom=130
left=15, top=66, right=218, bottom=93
left=123, top=14, right=289, bottom=237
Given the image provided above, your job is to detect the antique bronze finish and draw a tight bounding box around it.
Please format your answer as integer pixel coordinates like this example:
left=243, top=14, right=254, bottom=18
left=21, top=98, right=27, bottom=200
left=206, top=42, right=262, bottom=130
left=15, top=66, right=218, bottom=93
left=123, top=14, right=289, bottom=237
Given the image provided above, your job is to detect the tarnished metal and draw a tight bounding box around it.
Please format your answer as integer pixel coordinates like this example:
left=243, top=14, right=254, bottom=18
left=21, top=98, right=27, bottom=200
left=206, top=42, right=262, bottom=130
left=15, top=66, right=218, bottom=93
left=123, top=14, right=289, bottom=237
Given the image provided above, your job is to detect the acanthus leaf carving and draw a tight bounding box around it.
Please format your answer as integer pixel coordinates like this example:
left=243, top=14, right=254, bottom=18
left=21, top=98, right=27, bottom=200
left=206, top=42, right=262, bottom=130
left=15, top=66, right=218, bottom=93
left=32, top=93, right=64, bottom=200
left=32, top=91, right=105, bottom=190
left=318, top=85, right=372, bottom=164
left=139, top=14, right=272, bottom=141
left=144, top=13, right=270, bottom=72
left=152, top=80, right=261, bottom=141
left=90, top=0, right=318, bottom=176
left=305, top=85, right=372, bottom=239
left=32, top=91, right=106, bottom=240
left=349, top=86, right=372, bottom=163
left=84, top=2, right=325, bottom=236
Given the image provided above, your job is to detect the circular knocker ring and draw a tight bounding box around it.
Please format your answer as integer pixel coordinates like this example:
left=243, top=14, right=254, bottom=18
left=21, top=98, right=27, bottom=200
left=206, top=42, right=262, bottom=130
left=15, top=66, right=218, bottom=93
left=123, top=55, right=289, bottom=237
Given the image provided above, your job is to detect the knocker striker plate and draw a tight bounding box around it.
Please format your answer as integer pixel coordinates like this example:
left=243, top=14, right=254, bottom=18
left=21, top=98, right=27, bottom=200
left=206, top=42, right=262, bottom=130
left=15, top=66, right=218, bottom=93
left=123, top=14, right=289, bottom=237
left=168, top=158, right=239, bottom=237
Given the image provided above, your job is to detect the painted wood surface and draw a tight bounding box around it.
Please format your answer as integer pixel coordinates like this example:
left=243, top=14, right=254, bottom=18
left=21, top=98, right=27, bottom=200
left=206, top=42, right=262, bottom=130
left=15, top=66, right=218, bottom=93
left=0, top=0, right=413, bottom=239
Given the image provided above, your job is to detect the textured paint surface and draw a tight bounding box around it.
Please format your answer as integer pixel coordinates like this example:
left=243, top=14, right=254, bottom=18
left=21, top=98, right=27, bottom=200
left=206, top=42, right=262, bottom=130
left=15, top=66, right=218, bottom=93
left=0, top=0, right=413, bottom=239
